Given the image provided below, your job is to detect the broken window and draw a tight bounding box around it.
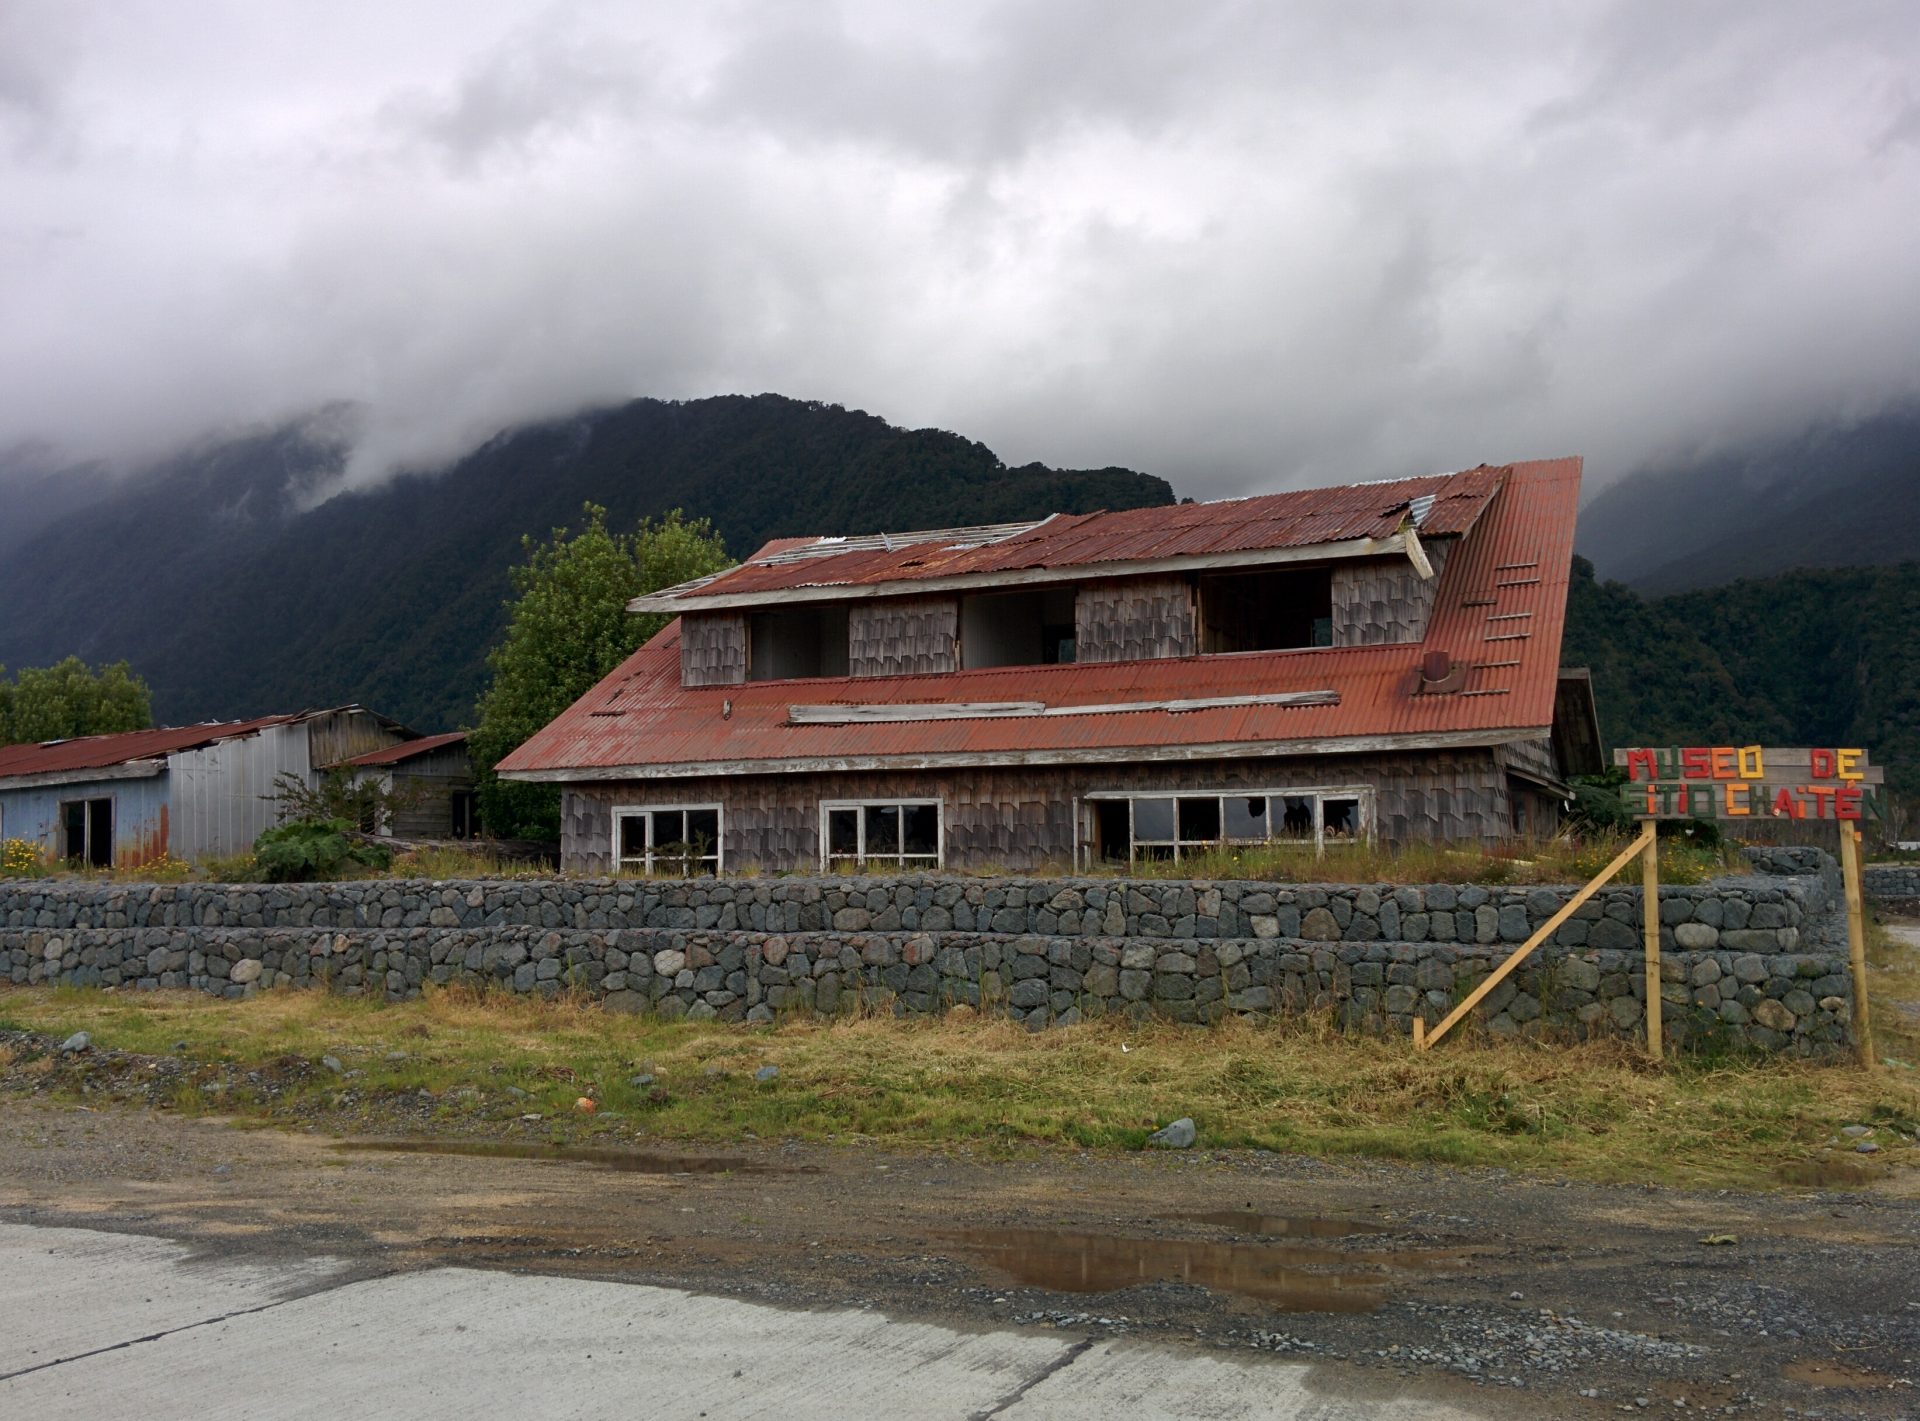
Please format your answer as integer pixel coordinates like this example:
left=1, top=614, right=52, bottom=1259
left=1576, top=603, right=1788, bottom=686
left=959, top=586, right=1077, bottom=669
left=613, top=805, right=722, bottom=876
left=1197, top=567, right=1332, bottom=653
left=59, top=797, right=114, bottom=868
left=747, top=605, right=850, bottom=681
left=1088, top=788, right=1370, bottom=864
left=820, top=799, right=941, bottom=870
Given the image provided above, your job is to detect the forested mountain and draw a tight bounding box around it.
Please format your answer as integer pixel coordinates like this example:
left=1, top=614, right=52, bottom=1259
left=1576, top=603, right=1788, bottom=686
left=4, top=394, right=1915, bottom=812
left=1563, top=557, right=1920, bottom=805
left=0, top=395, right=1172, bottom=729
left=1576, top=410, right=1920, bottom=591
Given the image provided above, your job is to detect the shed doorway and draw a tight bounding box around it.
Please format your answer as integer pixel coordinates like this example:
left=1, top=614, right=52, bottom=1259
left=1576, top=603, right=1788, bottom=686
left=61, top=797, right=114, bottom=868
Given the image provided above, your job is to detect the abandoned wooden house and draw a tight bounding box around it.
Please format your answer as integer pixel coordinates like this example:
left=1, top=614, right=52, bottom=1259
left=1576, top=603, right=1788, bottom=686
left=0, top=707, right=473, bottom=868
left=499, top=458, right=1603, bottom=874
left=341, top=731, right=478, bottom=841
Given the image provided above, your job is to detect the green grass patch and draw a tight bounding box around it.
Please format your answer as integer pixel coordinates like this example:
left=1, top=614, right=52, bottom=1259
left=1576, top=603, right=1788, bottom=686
left=4, top=983, right=1915, bottom=1190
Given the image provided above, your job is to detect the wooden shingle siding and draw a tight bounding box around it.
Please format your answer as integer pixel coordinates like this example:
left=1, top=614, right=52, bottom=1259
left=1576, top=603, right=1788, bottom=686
left=848, top=597, right=958, bottom=677
left=680, top=612, right=748, bottom=687
left=1497, top=735, right=1561, bottom=785
left=1074, top=575, right=1196, bottom=664
left=1330, top=542, right=1451, bottom=646
left=558, top=749, right=1512, bottom=874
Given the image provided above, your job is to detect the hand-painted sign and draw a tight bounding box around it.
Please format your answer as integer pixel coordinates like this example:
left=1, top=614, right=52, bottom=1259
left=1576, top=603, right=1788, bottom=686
left=1612, top=746, right=1885, bottom=821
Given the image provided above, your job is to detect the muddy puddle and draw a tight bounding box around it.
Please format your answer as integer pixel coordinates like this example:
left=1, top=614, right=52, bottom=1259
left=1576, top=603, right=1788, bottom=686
left=1177, top=1210, right=1388, bottom=1238
left=331, top=1139, right=797, bottom=1174
left=944, top=1226, right=1458, bottom=1313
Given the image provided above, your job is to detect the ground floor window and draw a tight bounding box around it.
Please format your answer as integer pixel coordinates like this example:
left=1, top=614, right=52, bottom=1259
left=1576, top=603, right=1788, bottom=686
left=59, top=797, right=114, bottom=868
left=821, top=799, right=942, bottom=871
left=613, top=805, right=722, bottom=876
left=1088, top=787, right=1370, bottom=864
left=450, top=789, right=478, bottom=840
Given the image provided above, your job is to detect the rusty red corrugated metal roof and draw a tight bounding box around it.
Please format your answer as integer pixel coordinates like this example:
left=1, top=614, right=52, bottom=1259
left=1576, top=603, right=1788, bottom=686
left=340, top=731, right=468, bottom=767
left=643, top=465, right=1507, bottom=605
left=0, top=715, right=304, bottom=780
left=499, top=458, right=1582, bottom=777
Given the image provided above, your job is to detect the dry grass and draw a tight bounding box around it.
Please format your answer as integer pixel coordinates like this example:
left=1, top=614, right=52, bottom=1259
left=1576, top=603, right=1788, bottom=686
left=387, top=846, right=551, bottom=881
left=1097, top=833, right=1742, bottom=887
left=4, top=983, right=1915, bottom=1189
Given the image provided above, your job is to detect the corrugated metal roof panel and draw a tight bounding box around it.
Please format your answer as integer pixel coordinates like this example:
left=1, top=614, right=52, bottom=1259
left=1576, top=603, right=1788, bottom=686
left=0, top=716, right=303, bottom=781
left=501, top=459, right=1582, bottom=777
left=649, top=465, right=1508, bottom=603
left=340, top=731, right=468, bottom=768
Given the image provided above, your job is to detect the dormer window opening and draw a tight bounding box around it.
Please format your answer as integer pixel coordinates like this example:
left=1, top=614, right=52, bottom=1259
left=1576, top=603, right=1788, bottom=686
left=1198, top=567, right=1332, bottom=653
left=747, top=605, right=850, bottom=681
left=959, top=586, right=1078, bottom=669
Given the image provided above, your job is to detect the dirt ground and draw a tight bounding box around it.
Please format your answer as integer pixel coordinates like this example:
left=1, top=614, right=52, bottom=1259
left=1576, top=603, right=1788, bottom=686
left=3, top=1091, right=1917, bottom=1418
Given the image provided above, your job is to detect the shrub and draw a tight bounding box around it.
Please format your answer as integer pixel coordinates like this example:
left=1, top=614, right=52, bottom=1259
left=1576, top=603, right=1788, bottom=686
left=253, top=818, right=392, bottom=883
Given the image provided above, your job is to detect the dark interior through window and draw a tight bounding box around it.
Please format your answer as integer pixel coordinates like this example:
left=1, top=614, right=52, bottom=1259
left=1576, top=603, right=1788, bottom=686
left=748, top=605, right=850, bottom=681
left=61, top=797, right=113, bottom=867
left=1198, top=567, right=1332, bottom=653
left=960, top=586, right=1077, bottom=669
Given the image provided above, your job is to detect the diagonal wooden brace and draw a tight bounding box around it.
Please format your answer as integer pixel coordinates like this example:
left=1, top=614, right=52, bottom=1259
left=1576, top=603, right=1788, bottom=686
left=1416, top=823, right=1657, bottom=1050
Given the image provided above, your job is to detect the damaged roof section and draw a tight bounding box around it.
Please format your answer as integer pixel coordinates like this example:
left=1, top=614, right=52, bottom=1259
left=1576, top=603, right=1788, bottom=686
left=632, top=465, right=1507, bottom=612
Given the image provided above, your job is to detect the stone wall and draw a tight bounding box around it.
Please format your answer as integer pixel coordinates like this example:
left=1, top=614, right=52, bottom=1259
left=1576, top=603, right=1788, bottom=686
left=0, top=851, right=1852, bottom=1056
left=1863, top=864, right=1920, bottom=903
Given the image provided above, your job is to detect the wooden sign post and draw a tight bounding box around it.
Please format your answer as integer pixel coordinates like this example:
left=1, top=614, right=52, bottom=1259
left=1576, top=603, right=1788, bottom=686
left=1642, top=826, right=1662, bottom=1062
left=1616, top=745, right=1880, bottom=1070
left=1836, top=825, right=1876, bottom=1069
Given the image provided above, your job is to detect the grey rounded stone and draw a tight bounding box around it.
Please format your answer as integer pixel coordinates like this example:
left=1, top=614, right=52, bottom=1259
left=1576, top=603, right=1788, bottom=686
left=59, top=1031, right=91, bottom=1053
left=1147, top=1117, right=1197, bottom=1149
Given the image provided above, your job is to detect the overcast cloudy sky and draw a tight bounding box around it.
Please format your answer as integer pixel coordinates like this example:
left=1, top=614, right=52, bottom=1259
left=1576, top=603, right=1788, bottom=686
left=3, top=0, right=1916, bottom=498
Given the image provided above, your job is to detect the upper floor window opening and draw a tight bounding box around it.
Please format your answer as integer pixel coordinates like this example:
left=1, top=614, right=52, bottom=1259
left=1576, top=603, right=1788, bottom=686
left=1197, top=567, right=1332, bottom=654
left=748, top=605, right=850, bottom=681
left=959, top=586, right=1077, bottom=669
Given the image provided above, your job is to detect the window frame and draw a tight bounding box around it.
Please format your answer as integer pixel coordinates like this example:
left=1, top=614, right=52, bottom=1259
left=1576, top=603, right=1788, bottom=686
left=818, top=797, right=945, bottom=872
left=57, top=795, right=114, bottom=869
left=612, top=803, right=725, bottom=877
left=1080, top=786, right=1373, bottom=866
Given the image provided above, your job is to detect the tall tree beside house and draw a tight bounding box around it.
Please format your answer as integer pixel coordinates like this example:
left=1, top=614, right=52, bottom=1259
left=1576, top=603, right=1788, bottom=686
left=470, top=506, right=733, bottom=839
left=0, top=657, right=152, bottom=746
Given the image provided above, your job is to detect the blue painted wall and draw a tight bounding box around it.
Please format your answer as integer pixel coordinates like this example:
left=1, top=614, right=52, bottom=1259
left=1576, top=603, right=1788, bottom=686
left=0, top=774, right=172, bottom=868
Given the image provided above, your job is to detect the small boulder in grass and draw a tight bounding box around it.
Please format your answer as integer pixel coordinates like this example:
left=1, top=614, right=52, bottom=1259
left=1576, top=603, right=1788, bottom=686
left=1147, top=1117, right=1197, bottom=1150
left=754, top=1065, right=779, bottom=1083
left=59, top=1032, right=91, bottom=1054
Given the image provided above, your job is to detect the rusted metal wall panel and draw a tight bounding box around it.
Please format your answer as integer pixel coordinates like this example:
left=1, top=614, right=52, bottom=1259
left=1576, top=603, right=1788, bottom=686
left=680, top=612, right=748, bottom=687
left=168, top=722, right=313, bottom=860
left=1075, top=575, right=1196, bottom=664
left=558, top=749, right=1509, bottom=874
left=850, top=596, right=958, bottom=677
left=0, top=775, right=171, bottom=868
left=1331, top=542, right=1452, bottom=646
left=307, top=709, right=408, bottom=769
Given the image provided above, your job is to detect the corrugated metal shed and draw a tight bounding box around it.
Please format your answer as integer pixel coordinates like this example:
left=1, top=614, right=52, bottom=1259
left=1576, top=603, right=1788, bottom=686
left=636, top=465, right=1506, bottom=605
left=0, top=716, right=299, bottom=782
left=501, top=458, right=1582, bottom=779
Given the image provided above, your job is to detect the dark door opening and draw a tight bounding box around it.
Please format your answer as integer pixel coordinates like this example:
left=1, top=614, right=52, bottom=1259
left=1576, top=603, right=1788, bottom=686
left=61, top=797, right=114, bottom=867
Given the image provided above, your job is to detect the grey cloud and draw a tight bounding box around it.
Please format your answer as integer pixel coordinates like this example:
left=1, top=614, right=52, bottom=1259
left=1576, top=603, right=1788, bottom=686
left=1, top=0, right=1916, bottom=505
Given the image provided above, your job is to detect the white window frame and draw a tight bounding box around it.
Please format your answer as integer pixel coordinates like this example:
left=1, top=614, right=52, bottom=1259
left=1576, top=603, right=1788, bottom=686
left=612, top=803, right=725, bottom=877
left=1078, top=786, right=1374, bottom=868
left=818, top=797, right=945, bottom=872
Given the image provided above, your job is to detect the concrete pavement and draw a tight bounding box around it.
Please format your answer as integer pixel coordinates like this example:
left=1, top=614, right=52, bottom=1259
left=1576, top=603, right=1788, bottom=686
left=0, top=1221, right=1509, bottom=1419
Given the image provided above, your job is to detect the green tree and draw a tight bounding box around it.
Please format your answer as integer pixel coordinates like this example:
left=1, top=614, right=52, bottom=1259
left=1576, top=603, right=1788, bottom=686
left=470, top=506, right=733, bottom=839
left=0, top=657, right=153, bottom=745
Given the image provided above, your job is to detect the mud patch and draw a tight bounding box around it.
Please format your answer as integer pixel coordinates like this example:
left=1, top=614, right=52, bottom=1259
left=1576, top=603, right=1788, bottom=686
left=943, top=1226, right=1457, bottom=1313
left=1177, top=1209, right=1389, bottom=1238
left=331, top=1139, right=798, bottom=1174
left=1782, top=1358, right=1905, bottom=1389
